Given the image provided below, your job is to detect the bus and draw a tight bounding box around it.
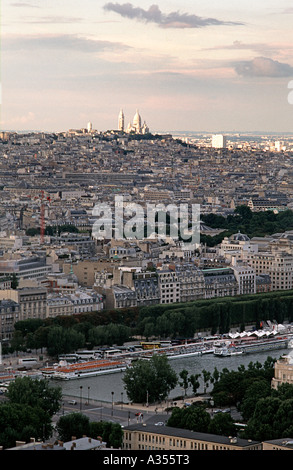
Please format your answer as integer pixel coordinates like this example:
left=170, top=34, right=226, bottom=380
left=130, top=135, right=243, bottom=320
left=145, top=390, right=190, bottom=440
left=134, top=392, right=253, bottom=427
left=140, top=342, right=160, bottom=350
left=18, top=357, right=38, bottom=365
left=58, top=354, right=78, bottom=362
left=103, top=349, right=122, bottom=359
left=76, top=350, right=98, bottom=360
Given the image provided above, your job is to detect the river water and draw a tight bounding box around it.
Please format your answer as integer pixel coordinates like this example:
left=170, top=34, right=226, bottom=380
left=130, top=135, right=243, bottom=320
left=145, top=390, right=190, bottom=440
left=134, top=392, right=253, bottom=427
left=54, top=347, right=293, bottom=403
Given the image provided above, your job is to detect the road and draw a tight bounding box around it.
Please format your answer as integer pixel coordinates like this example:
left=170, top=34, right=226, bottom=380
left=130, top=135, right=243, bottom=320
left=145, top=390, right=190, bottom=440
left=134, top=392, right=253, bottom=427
left=55, top=399, right=169, bottom=428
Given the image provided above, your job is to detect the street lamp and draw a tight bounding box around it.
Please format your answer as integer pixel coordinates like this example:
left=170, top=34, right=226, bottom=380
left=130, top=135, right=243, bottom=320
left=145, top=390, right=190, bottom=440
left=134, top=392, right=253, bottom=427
left=111, top=391, right=114, bottom=416
left=121, top=392, right=123, bottom=409
left=87, top=386, right=90, bottom=405
left=80, top=386, right=83, bottom=411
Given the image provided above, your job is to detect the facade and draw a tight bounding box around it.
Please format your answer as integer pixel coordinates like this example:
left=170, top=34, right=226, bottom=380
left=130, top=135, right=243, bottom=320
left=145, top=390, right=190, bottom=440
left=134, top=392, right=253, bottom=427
left=133, top=271, right=160, bottom=307
left=112, top=285, right=137, bottom=309
left=203, top=267, right=238, bottom=298
left=157, top=267, right=180, bottom=304
left=47, top=294, right=74, bottom=318
left=219, top=232, right=258, bottom=261
left=95, top=267, right=160, bottom=309
left=271, top=354, right=293, bottom=389
left=109, top=246, right=138, bottom=259
left=0, top=299, right=20, bottom=341
left=0, top=255, right=52, bottom=281
left=70, top=290, right=103, bottom=314
left=0, top=287, right=47, bottom=322
left=248, top=198, right=287, bottom=212
left=246, top=250, right=293, bottom=291
left=262, top=438, right=293, bottom=450
left=256, top=274, right=271, bottom=293
left=211, top=134, right=227, bottom=149
left=63, top=260, right=102, bottom=288
left=123, top=424, right=261, bottom=451
left=175, top=264, right=205, bottom=302
left=50, top=233, right=96, bottom=257
left=231, top=262, right=256, bottom=295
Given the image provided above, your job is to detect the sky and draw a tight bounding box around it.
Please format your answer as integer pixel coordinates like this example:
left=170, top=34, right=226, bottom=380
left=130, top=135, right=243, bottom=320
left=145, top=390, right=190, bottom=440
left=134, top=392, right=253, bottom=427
left=1, top=0, right=293, bottom=133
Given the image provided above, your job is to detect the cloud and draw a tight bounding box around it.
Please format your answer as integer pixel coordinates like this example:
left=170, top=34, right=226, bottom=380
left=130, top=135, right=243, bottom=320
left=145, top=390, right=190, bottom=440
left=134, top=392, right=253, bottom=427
left=103, top=3, right=243, bottom=28
left=10, top=2, right=40, bottom=7
left=2, top=34, right=130, bottom=54
left=25, top=16, right=84, bottom=24
left=234, top=57, right=293, bottom=77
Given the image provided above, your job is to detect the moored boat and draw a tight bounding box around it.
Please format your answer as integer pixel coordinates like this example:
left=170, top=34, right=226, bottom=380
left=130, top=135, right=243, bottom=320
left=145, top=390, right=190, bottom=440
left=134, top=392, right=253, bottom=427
left=40, top=359, right=128, bottom=380
left=213, top=336, right=289, bottom=357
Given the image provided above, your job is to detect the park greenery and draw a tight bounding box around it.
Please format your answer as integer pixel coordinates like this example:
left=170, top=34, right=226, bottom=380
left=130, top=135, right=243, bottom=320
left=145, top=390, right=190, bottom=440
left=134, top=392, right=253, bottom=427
left=201, top=206, right=293, bottom=246
left=4, top=287, right=293, bottom=357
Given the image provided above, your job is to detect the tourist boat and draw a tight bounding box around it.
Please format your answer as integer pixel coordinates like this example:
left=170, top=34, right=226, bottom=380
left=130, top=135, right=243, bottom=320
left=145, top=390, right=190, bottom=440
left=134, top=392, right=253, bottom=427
left=213, top=344, right=244, bottom=357
left=213, top=335, right=289, bottom=357
left=40, top=359, right=128, bottom=380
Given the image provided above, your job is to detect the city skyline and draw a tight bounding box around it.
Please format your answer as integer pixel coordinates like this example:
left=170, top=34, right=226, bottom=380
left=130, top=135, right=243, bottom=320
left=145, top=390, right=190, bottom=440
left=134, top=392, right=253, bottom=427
left=1, top=1, right=293, bottom=133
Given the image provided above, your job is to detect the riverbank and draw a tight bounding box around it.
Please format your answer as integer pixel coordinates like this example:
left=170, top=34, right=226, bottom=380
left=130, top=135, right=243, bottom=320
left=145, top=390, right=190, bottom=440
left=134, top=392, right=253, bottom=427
left=115, top=395, right=208, bottom=413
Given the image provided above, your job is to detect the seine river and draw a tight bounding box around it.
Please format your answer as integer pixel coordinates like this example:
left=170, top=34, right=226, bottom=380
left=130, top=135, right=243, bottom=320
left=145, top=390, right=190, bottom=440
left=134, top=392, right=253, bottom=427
left=54, top=347, right=293, bottom=404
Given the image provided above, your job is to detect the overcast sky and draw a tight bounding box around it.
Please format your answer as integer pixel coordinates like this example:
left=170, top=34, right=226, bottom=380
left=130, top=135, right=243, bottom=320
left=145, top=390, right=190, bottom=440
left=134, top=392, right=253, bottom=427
left=1, top=1, right=293, bottom=133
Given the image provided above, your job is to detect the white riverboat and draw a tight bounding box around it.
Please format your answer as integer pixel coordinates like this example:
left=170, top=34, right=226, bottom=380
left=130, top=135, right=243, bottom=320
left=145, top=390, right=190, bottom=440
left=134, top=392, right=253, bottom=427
left=41, top=359, right=128, bottom=380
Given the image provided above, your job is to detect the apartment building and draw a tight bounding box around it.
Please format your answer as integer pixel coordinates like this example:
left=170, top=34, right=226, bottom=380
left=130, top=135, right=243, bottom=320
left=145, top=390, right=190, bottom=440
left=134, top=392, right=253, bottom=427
left=0, top=299, right=20, bottom=341
left=203, top=268, right=238, bottom=298
left=46, top=290, right=103, bottom=316
left=175, top=264, right=205, bottom=302
left=47, top=294, right=74, bottom=318
left=157, top=267, right=180, bottom=304
left=123, top=424, right=261, bottom=451
left=246, top=251, right=293, bottom=291
left=231, top=259, right=256, bottom=295
left=0, top=287, right=47, bottom=322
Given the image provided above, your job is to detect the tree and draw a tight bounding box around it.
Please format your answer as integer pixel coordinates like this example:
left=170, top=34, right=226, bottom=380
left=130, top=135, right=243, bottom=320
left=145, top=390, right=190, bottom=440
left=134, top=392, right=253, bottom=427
left=6, top=376, right=62, bottom=417
left=235, top=205, right=252, bottom=220
left=0, top=402, right=52, bottom=449
left=46, top=326, right=85, bottom=356
left=56, top=414, right=123, bottom=448
left=123, top=354, right=177, bottom=403
left=56, top=413, right=90, bottom=442
left=189, top=374, right=201, bottom=395
left=243, top=397, right=282, bottom=441
left=208, top=412, right=236, bottom=437
left=240, top=379, right=271, bottom=421
left=202, top=369, right=212, bottom=394
left=179, top=370, right=189, bottom=397
left=89, top=421, right=123, bottom=448
left=11, top=273, right=18, bottom=289
left=167, top=403, right=211, bottom=433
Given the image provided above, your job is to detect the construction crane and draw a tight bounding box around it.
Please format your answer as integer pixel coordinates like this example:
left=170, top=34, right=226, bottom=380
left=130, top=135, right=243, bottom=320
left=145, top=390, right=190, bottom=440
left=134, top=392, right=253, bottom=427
left=40, top=190, right=45, bottom=244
